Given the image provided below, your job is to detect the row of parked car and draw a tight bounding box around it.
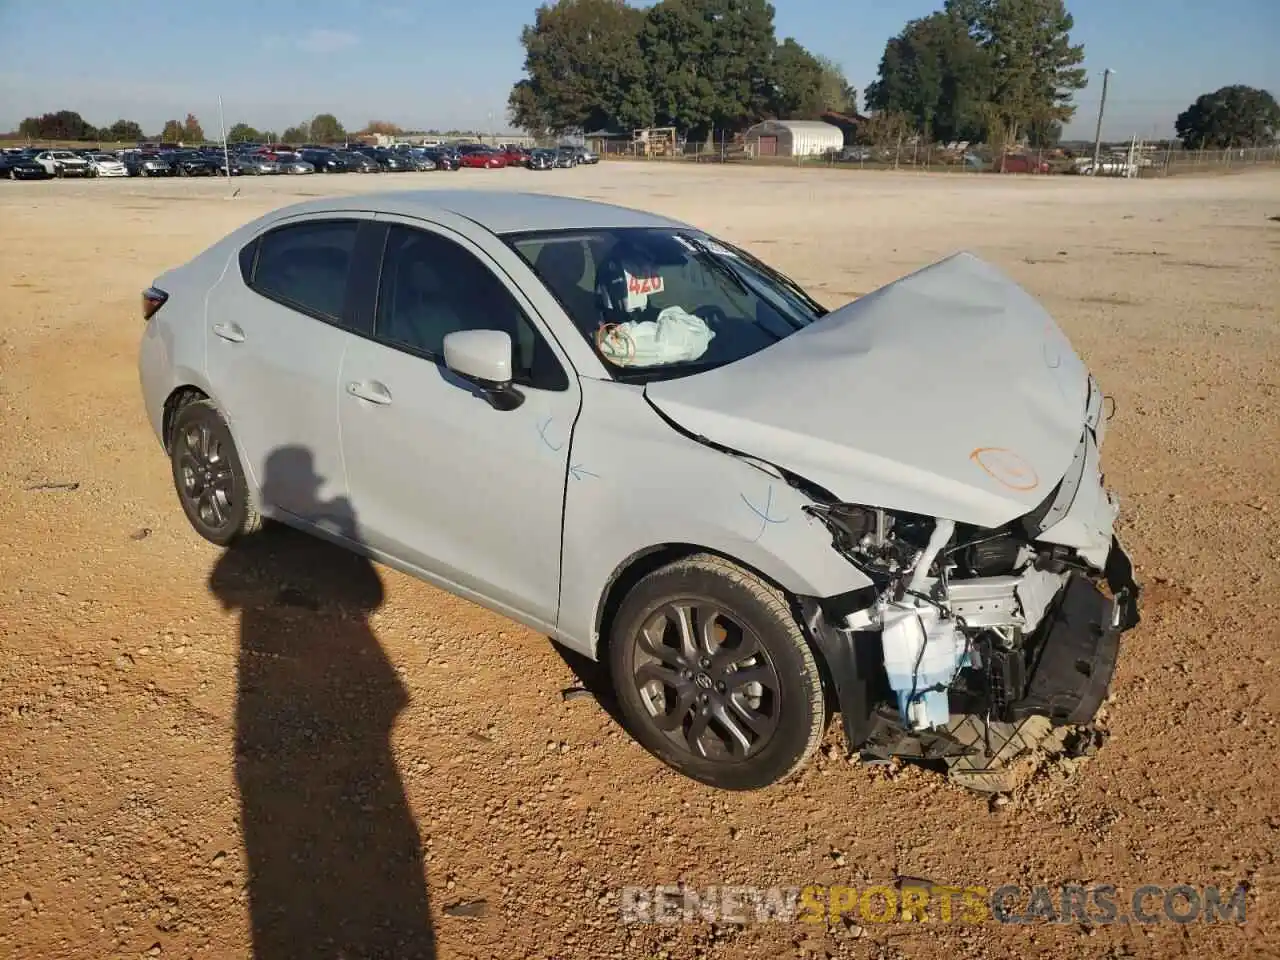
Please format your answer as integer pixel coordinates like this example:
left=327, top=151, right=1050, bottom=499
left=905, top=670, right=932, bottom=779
left=0, top=141, right=601, bottom=181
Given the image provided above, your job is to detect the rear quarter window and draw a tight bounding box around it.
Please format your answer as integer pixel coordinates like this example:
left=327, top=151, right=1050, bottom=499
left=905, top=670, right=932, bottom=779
left=238, top=239, right=258, bottom=284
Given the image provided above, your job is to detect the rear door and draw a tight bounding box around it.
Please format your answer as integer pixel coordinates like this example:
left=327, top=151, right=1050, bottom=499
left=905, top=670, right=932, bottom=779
left=205, top=215, right=376, bottom=533
left=337, top=217, right=581, bottom=629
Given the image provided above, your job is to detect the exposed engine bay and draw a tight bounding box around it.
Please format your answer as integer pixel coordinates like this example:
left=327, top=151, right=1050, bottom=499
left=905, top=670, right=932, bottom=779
left=798, top=426, right=1141, bottom=774
left=636, top=250, right=1144, bottom=787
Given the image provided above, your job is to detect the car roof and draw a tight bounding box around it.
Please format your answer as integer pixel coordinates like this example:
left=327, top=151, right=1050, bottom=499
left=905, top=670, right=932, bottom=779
left=272, top=190, right=689, bottom=235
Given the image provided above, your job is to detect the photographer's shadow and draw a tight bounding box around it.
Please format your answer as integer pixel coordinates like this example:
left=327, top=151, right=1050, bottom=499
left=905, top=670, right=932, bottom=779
left=209, top=446, right=435, bottom=959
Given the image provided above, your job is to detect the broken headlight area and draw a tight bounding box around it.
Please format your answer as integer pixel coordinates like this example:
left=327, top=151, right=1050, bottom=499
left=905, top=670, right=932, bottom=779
left=804, top=503, right=1033, bottom=591
left=802, top=502, right=1139, bottom=775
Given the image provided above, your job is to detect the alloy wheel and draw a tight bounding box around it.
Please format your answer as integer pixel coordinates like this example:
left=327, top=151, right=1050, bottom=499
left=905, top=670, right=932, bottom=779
left=176, top=420, right=236, bottom=531
left=631, top=601, right=782, bottom=762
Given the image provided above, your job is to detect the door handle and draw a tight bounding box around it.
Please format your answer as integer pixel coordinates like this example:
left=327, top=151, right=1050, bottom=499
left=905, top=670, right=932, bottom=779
left=346, top=380, right=392, bottom=405
left=212, top=322, right=245, bottom=343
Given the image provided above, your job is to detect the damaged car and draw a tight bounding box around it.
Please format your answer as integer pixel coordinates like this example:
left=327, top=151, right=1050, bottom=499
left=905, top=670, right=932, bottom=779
left=137, top=190, right=1140, bottom=791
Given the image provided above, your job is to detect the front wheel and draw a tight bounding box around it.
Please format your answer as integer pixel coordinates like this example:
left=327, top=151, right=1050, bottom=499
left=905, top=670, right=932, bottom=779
left=608, top=554, right=826, bottom=790
left=169, top=399, right=262, bottom=546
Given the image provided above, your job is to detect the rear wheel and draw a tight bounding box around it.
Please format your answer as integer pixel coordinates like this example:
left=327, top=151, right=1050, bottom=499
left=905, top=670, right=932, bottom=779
left=608, top=554, right=826, bottom=790
left=169, top=399, right=261, bottom=546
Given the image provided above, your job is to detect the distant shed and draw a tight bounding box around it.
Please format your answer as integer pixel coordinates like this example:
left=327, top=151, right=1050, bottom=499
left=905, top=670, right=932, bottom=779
left=744, top=120, right=843, bottom=158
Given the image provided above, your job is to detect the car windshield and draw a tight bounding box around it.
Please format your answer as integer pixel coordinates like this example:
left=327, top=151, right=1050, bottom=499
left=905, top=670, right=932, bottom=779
left=508, top=227, right=827, bottom=382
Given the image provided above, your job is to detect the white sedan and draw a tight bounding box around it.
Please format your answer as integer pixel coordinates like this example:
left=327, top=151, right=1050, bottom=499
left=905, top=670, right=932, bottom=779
left=87, top=153, right=128, bottom=177
left=34, top=150, right=92, bottom=177
left=137, top=190, right=1141, bottom=791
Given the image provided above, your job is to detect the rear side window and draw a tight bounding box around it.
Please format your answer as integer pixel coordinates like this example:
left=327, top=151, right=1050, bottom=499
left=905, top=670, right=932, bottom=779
left=248, top=220, right=360, bottom=321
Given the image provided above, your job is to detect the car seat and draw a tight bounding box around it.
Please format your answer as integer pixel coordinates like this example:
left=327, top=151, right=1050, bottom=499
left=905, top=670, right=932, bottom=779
left=534, top=240, right=599, bottom=331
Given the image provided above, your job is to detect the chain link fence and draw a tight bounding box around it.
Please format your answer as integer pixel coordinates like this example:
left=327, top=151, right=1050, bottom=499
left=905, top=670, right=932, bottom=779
left=599, top=134, right=1280, bottom=178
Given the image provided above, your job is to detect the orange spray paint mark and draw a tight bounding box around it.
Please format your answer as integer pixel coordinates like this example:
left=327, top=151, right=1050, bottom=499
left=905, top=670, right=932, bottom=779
left=970, top=447, right=1040, bottom=492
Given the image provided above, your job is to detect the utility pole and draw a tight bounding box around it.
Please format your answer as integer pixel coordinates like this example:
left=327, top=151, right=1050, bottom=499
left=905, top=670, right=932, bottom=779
left=1091, top=68, right=1113, bottom=174
left=217, top=96, right=231, bottom=183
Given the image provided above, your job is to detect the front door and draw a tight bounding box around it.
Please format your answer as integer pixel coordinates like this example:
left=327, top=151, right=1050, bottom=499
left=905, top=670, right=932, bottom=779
left=338, top=219, right=581, bottom=629
left=206, top=216, right=366, bottom=530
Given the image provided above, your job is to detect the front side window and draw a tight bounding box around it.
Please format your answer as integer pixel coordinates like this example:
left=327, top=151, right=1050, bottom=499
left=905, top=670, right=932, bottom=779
left=249, top=219, right=360, bottom=321
left=508, top=228, right=826, bottom=382
left=374, top=225, right=567, bottom=390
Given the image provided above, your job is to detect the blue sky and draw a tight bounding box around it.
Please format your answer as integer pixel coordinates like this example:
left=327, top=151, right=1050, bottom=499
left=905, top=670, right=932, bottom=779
left=0, top=0, right=1276, bottom=139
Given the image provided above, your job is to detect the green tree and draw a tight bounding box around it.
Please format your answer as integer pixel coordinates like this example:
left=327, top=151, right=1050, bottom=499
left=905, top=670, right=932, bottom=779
left=508, top=0, right=651, bottom=135
left=17, top=110, right=97, bottom=140
left=1026, top=116, right=1062, bottom=147
left=182, top=113, right=205, bottom=143
left=281, top=122, right=310, bottom=143
left=868, top=0, right=1084, bottom=146
left=103, top=119, right=144, bottom=141
left=641, top=0, right=779, bottom=141
left=865, top=11, right=990, bottom=143
left=1175, top=85, right=1280, bottom=148
left=159, top=119, right=185, bottom=142
left=815, top=55, right=857, bottom=115
left=308, top=113, right=346, bottom=142
left=960, top=0, right=1087, bottom=143
left=856, top=110, right=913, bottom=148
left=226, top=123, right=262, bottom=142
left=771, top=38, right=827, bottom=118
left=771, top=43, right=855, bottom=119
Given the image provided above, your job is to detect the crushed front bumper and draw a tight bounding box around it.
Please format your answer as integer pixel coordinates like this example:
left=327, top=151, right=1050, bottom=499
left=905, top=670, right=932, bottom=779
left=806, top=534, right=1141, bottom=755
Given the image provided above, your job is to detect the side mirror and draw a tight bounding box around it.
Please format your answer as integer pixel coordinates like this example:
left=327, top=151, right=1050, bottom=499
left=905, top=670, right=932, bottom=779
left=442, top=329, right=525, bottom=411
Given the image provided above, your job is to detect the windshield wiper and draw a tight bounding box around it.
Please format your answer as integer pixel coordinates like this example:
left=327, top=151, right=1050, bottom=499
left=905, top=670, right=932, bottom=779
left=683, top=234, right=752, bottom=298
left=685, top=234, right=806, bottom=333
left=715, top=239, right=827, bottom=320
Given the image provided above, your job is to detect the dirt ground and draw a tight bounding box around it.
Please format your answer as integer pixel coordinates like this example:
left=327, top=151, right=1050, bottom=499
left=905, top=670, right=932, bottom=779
left=2, top=163, right=1279, bottom=960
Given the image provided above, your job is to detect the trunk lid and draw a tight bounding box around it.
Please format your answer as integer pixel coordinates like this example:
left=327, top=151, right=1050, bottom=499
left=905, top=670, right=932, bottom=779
left=644, top=252, right=1090, bottom=528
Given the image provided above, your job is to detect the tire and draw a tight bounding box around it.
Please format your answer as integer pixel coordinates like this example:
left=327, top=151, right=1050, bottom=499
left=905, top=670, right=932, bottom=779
left=608, top=553, right=825, bottom=790
left=169, top=399, right=262, bottom=546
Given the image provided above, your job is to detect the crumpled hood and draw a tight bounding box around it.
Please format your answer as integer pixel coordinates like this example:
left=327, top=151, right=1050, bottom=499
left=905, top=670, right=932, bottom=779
left=645, top=252, right=1090, bottom=529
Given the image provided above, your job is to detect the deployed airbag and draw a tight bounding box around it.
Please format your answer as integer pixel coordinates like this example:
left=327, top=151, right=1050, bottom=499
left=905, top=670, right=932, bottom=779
left=598, top=306, right=715, bottom=366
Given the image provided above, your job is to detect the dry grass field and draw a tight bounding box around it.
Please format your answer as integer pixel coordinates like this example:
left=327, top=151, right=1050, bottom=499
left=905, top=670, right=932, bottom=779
left=1, top=164, right=1279, bottom=960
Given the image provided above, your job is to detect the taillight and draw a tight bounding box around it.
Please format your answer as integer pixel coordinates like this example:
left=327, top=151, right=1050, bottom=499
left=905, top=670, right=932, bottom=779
left=142, top=286, right=169, bottom=322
